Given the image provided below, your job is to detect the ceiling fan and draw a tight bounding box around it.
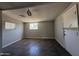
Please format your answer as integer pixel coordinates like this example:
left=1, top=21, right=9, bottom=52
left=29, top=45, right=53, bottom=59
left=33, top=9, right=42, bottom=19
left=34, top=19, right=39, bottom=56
left=27, top=8, right=32, bottom=16
left=19, top=8, right=32, bottom=17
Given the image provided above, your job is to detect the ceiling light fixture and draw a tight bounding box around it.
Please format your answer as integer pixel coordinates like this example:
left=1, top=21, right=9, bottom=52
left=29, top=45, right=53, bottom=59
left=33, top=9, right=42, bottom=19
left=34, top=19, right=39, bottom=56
left=27, top=8, right=32, bottom=16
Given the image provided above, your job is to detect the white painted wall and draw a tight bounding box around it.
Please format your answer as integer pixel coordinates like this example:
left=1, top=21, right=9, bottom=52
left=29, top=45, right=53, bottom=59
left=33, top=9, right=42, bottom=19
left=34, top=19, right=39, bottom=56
left=2, top=14, right=23, bottom=48
left=55, top=15, right=65, bottom=48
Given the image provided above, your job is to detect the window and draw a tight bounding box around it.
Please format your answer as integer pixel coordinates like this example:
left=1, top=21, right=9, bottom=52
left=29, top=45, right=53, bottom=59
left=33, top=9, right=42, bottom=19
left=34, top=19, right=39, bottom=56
left=29, top=23, right=38, bottom=30
left=5, top=22, right=16, bottom=30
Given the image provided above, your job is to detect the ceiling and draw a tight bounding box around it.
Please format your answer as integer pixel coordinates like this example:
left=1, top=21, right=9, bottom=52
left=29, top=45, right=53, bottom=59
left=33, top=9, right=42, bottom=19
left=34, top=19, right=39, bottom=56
left=0, top=2, right=49, bottom=10
left=2, top=2, right=71, bottom=22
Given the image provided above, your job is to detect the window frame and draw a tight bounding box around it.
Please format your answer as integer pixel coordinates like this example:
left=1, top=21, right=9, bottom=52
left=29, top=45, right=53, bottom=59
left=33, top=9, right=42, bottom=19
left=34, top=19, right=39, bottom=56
left=29, top=22, right=38, bottom=30
left=5, top=22, right=16, bottom=30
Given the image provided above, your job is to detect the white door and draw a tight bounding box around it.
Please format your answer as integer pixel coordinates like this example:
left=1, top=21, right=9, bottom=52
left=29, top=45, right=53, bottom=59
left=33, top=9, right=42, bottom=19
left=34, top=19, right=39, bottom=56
left=64, top=29, right=79, bottom=56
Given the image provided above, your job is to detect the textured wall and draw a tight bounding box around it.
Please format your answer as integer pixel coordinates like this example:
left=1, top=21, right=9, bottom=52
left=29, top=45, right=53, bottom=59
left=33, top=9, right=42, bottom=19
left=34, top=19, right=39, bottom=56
left=23, top=21, right=54, bottom=39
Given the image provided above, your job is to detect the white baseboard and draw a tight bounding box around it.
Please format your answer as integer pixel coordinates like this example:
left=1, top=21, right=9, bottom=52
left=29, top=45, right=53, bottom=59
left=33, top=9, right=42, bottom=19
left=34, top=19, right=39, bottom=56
left=24, top=37, right=55, bottom=39
left=55, top=37, right=65, bottom=48
left=2, top=39, right=21, bottom=48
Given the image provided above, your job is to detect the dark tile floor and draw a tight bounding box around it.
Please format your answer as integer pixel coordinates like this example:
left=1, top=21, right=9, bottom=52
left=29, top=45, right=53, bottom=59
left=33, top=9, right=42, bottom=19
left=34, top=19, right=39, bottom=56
left=2, top=39, right=71, bottom=56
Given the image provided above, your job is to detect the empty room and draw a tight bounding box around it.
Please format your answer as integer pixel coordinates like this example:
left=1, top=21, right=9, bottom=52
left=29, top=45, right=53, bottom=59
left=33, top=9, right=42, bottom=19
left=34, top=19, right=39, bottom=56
left=0, top=2, right=79, bottom=56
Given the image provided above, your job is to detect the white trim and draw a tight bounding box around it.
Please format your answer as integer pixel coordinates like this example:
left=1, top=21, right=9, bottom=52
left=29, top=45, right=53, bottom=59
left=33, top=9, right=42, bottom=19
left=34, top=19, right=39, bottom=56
left=24, top=37, right=55, bottom=39
left=55, top=37, right=65, bottom=48
left=2, top=39, right=21, bottom=48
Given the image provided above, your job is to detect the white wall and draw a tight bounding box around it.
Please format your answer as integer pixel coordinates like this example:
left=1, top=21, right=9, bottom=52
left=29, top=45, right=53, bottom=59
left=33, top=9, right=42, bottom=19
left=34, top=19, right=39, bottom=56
left=2, top=14, right=23, bottom=48
left=55, top=15, right=65, bottom=48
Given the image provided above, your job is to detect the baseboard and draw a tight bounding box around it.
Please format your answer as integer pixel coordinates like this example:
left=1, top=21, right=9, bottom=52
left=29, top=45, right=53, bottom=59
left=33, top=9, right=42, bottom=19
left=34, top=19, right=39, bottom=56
left=2, top=39, right=21, bottom=48
left=55, top=37, right=65, bottom=48
left=24, top=37, right=55, bottom=39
